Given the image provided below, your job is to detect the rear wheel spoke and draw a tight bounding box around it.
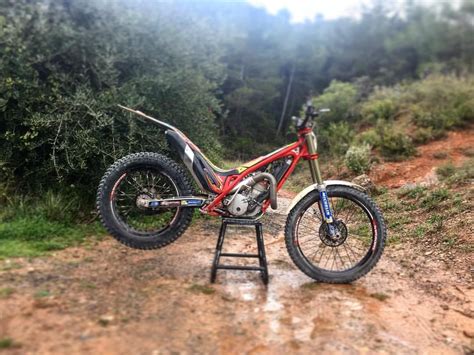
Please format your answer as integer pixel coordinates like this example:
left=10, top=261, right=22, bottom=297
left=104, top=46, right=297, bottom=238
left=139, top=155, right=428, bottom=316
left=112, top=168, right=179, bottom=235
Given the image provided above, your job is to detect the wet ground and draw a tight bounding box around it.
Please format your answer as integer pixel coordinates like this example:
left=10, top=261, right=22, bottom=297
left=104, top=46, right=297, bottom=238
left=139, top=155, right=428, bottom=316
left=0, top=198, right=473, bottom=354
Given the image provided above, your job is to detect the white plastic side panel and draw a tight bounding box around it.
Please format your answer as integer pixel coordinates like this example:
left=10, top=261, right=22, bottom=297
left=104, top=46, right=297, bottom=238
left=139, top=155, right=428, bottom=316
left=285, top=180, right=365, bottom=214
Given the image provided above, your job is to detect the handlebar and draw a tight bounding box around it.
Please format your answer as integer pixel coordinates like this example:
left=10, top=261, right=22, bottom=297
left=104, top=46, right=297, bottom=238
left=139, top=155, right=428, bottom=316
left=292, top=102, right=330, bottom=130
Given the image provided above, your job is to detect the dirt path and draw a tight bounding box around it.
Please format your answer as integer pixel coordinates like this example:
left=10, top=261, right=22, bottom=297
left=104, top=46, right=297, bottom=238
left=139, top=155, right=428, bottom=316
left=0, top=199, right=473, bottom=354
left=1, top=128, right=473, bottom=354
left=370, top=128, right=474, bottom=188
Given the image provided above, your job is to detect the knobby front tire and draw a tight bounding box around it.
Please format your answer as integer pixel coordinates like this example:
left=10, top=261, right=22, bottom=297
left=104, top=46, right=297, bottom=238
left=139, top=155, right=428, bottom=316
left=284, top=185, right=386, bottom=283
left=97, top=152, right=194, bottom=250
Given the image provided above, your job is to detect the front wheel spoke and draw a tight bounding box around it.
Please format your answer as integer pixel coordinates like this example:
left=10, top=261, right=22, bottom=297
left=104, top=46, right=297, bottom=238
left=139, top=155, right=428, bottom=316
left=299, top=224, right=319, bottom=235
left=334, top=246, right=346, bottom=270
left=330, top=248, right=337, bottom=270
left=307, top=242, right=325, bottom=259
left=314, top=244, right=328, bottom=264
left=299, top=236, right=320, bottom=245
left=346, top=241, right=363, bottom=260
left=344, top=205, right=360, bottom=225
left=342, top=243, right=355, bottom=265
left=330, top=198, right=338, bottom=219
left=323, top=248, right=332, bottom=269
left=311, top=208, right=322, bottom=222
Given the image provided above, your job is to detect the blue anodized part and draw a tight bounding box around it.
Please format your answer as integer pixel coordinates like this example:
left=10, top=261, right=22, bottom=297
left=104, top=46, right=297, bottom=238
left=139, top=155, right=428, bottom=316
left=149, top=201, right=160, bottom=208
left=186, top=199, right=203, bottom=206
left=319, top=190, right=332, bottom=220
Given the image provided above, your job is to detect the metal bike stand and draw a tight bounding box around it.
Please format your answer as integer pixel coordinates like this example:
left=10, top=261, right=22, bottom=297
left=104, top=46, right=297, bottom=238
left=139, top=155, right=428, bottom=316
left=210, top=218, right=269, bottom=285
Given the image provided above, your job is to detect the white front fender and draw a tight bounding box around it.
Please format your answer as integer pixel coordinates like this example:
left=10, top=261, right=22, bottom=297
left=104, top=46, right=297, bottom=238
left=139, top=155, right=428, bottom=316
left=285, top=180, right=366, bottom=214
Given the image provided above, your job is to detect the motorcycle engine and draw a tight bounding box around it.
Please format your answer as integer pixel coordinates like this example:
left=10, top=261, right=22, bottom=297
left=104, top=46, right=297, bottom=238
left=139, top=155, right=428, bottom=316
left=224, top=181, right=268, bottom=217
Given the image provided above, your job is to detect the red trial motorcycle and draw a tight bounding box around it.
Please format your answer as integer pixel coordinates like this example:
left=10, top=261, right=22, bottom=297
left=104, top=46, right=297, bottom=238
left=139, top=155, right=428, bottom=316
left=97, top=103, right=386, bottom=283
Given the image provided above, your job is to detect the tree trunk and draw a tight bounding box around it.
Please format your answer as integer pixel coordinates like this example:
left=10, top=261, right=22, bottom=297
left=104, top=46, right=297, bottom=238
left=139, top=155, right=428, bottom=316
left=276, top=63, right=295, bottom=136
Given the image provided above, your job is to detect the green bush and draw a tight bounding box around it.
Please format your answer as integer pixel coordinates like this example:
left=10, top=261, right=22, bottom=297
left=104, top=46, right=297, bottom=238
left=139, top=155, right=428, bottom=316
left=0, top=0, right=224, bottom=197
left=311, top=81, right=358, bottom=127
left=360, top=99, right=397, bottom=123
left=403, top=75, right=473, bottom=133
left=412, top=127, right=435, bottom=144
left=344, top=143, right=372, bottom=174
left=456, top=98, right=474, bottom=122
left=376, top=122, right=416, bottom=160
left=411, top=106, right=459, bottom=134
left=436, top=159, right=474, bottom=185
left=436, top=163, right=456, bottom=180
left=320, top=122, right=355, bottom=156
left=355, top=128, right=380, bottom=147
left=358, top=75, right=474, bottom=148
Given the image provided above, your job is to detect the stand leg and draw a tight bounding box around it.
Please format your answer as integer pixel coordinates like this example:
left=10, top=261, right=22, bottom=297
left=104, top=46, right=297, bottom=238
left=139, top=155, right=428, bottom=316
left=255, top=223, right=269, bottom=285
left=210, top=222, right=227, bottom=283
left=211, top=219, right=269, bottom=285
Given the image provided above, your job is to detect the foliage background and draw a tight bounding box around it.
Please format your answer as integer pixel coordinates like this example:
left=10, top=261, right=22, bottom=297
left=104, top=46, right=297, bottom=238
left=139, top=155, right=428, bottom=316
left=1, top=0, right=473, bottom=200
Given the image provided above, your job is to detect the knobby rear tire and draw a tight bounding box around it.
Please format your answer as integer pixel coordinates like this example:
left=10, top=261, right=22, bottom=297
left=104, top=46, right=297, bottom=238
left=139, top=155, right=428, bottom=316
left=96, top=152, right=194, bottom=250
left=284, top=185, right=386, bottom=283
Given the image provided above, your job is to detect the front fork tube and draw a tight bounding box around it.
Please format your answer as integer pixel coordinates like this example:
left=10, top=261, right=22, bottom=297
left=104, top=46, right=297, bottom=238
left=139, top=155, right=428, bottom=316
left=308, top=160, right=334, bottom=224
left=306, top=132, right=334, bottom=225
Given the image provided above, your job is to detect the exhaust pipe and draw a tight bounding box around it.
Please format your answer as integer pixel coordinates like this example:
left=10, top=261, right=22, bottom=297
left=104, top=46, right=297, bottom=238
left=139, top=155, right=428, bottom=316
left=231, top=172, right=278, bottom=210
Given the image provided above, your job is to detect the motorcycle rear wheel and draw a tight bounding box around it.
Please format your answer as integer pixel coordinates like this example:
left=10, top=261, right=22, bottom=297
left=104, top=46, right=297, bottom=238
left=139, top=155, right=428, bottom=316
left=96, top=152, right=194, bottom=249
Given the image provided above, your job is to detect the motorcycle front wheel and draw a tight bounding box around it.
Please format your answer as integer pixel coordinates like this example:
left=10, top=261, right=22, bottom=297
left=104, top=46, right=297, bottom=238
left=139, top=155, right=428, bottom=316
left=284, top=185, right=386, bottom=283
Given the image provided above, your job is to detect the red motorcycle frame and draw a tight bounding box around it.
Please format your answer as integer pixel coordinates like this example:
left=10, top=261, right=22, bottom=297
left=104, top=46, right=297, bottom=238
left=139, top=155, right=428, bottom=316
left=204, top=127, right=316, bottom=215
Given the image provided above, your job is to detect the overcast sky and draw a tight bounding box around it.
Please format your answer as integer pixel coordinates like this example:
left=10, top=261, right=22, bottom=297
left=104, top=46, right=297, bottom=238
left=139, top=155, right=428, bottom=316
left=246, top=0, right=458, bottom=23
left=247, top=0, right=370, bottom=22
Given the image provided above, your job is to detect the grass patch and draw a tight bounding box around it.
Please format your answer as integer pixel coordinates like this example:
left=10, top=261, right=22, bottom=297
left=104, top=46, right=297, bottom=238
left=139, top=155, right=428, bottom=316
left=0, top=262, right=22, bottom=271
left=0, top=193, right=106, bottom=259
left=413, top=225, right=427, bottom=238
left=0, top=220, right=104, bottom=259
left=442, top=235, right=458, bottom=247
left=398, top=185, right=427, bottom=199
left=301, top=282, right=321, bottom=290
left=188, top=284, right=215, bottom=295
left=388, top=215, right=410, bottom=231
left=34, top=290, right=51, bottom=298
left=432, top=152, right=448, bottom=159
left=459, top=147, right=474, bottom=157
left=436, top=162, right=456, bottom=178
left=0, top=337, right=20, bottom=349
left=427, top=214, right=444, bottom=231
left=0, top=188, right=106, bottom=259
left=436, top=159, right=473, bottom=185
left=421, top=188, right=449, bottom=210
left=0, top=287, right=14, bottom=299
left=370, top=292, right=390, bottom=301
left=80, top=281, right=97, bottom=290
left=378, top=180, right=471, bottom=253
